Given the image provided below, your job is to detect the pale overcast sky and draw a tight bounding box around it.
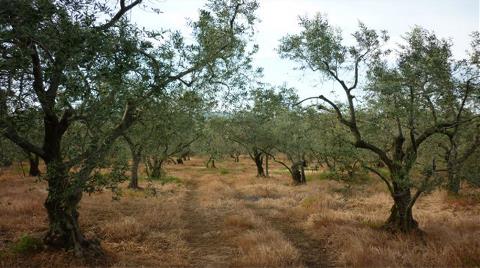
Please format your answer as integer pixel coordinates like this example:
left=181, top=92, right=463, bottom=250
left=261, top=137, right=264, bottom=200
left=130, top=0, right=480, bottom=100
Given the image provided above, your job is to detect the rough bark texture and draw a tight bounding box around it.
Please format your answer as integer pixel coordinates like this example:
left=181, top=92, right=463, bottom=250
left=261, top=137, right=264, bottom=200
left=28, top=153, right=40, bottom=176
left=253, top=152, right=265, bottom=177
left=291, top=160, right=306, bottom=185
left=385, top=190, right=418, bottom=232
left=43, top=160, right=102, bottom=257
left=447, top=163, right=460, bottom=194
left=129, top=152, right=141, bottom=189
left=383, top=171, right=419, bottom=232
left=265, top=155, right=269, bottom=177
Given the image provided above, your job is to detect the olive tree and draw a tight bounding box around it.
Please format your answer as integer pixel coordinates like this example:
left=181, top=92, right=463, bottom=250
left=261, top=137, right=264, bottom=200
left=279, top=15, right=478, bottom=232
left=142, top=91, right=205, bottom=179
left=0, top=0, right=259, bottom=256
left=266, top=108, right=311, bottom=184
left=227, top=86, right=297, bottom=177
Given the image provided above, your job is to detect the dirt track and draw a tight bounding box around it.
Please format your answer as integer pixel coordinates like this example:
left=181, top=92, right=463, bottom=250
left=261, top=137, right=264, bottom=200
left=178, top=165, right=332, bottom=268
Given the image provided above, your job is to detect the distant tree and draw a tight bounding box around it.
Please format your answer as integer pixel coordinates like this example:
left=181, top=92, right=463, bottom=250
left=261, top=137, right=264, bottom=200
left=227, top=86, right=297, bottom=177
left=304, top=110, right=369, bottom=181
left=198, top=116, right=229, bottom=168
left=142, top=91, right=205, bottom=178
left=266, top=109, right=311, bottom=184
left=436, top=34, right=480, bottom=194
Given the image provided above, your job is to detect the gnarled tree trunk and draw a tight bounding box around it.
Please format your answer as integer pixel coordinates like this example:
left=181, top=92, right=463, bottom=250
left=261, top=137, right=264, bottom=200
left=43, top=160, right=102, bottom=257
left=252, top=150, right=265, bottom=177
left=291, top=160, right=306, bottom=185
left=383, top=171, right=419, bottom=232
left=385, top=190, right=418, bottom=232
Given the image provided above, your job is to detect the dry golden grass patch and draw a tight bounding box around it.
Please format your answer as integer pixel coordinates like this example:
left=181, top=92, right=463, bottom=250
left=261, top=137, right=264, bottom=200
left=295, top=179, right=480, bottom=267
left=0, top=165, right=190, bottom=267
left=222, top=208, right=302, bottom=267
left=234, top=229, right=302, bottom=268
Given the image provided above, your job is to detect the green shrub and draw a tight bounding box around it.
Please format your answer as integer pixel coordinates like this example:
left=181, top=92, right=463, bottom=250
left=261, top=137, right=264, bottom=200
left=11, top=234, right=43, bottom=254
left=307, top=171, right=336, bottom=181
left=219, top=168, right=230, bottom=175
left=157, top=176, right=182, bottom=185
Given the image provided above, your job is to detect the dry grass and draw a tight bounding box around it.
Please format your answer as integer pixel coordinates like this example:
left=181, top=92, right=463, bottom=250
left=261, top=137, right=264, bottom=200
left=223, top=206, right=302, bottom=267
left=0, top=157, right=479, bottom=267
left=297, top=180, right=480, bottom=267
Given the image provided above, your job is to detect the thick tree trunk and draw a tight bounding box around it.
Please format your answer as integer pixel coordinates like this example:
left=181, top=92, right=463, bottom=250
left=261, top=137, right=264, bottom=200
left=129, top=152, right=141, bottom=189
left=43, top=160, right=102, bottom=257
left=146, top=157, right=164, bottom=179
left=384, top=183, right=418, bottom=232
left=291, top=160, right=306, bottom=185
left=254, top=152, right=265, bottom=177
left=28, top=153, right=40, bottom=176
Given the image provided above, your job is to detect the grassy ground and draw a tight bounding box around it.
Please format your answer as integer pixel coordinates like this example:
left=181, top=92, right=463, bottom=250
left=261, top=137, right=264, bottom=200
left=0, top=157, right=479, bottom=267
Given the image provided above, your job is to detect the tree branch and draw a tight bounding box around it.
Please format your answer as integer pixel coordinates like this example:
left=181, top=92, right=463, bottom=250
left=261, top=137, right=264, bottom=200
left=363, top=165, right=394, bottom=195
left=95, top=0, right=142, bottom=31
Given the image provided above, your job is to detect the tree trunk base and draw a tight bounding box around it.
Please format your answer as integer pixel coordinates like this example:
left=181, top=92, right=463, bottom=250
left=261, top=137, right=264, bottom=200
left=44, top=231, right=103, bottom=258
left=128, top=184, right=143, bottom=190
left=382, top=204, right=420, bottom=233
left=44, top=184, right=105, bottom=260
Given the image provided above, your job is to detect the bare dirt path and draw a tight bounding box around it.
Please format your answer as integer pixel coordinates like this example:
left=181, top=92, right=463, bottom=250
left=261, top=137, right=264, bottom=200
left=176, top=160, right=332, bottom=268
left=181, top=177, right=236, bottom=268
left=248, top=204, right=332, bottom=268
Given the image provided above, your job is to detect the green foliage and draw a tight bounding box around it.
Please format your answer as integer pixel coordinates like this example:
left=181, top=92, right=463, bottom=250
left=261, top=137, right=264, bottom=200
left=11, top=234, right=43, bottom=254
left=278, top=12, right=480, bottom=222
left=219, top=168, right=230, bottom=175
left=151, top=175, right=182, bottom=185
left=461, top=150, right=480, bottom=188
left=308, top=171, right=336, bottom=181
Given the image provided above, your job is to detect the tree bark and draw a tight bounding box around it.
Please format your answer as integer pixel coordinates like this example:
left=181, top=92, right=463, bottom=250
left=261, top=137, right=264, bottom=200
left=129, top=152, right=141, bottom=189
left=43, top=160, right=102, bottom=257
left=253, top=152, right=265, bottom=177
left=384, top=175, right=418, bottom=232
left=265, top=154, right=269, bottom=177
left=446, top=162, right=460, bottom=194
left=291, top=160, right=306, bottom=185
left=28, top=153, right=40, bottom=176
left=385, top=194, right=418, bottom=232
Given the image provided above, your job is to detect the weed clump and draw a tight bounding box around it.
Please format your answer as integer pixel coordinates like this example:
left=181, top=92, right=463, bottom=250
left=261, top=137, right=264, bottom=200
left=11, top=234, right=43, bottom=254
